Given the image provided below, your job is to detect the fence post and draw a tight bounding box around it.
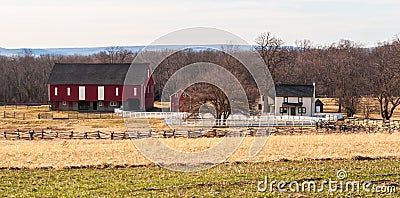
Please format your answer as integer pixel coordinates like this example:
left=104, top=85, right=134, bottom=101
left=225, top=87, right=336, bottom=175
left=4, top=132, right=6, bottom=139
left=111, top=132, right=114, bottom=140
left=29, top=130, right=34, bottom=140
left=41, top=129, right=44, bottom=139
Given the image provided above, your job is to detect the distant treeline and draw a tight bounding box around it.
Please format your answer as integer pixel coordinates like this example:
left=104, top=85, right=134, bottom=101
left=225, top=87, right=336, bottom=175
left=0, top=35, right=399, bottom=120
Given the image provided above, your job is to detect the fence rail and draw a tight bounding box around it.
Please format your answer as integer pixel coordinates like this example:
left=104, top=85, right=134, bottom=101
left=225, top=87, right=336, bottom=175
left=0, top=111, right=119, bottom=120
left=1, top=104, right=50, bottom=109
left=2, top=123, right=398, bottom=141
left=165, top=115, right=318, bottom=127
left=117, top=110, right=319, bottom=127
left=115, top=110, right=190, bottom=119
left=0, top=128, right=272, bottom=141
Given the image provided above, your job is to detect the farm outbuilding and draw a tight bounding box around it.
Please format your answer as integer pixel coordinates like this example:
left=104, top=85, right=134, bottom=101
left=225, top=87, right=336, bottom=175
left=170, top=89, right=192, bottom=112
left=315, top=99, right=324, bottom=113
left=48, top=63, right=154, bottom=111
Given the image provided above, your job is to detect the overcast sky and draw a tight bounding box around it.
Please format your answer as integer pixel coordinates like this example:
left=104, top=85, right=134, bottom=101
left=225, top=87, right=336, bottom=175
left=0, top=0, right=399, bottom=48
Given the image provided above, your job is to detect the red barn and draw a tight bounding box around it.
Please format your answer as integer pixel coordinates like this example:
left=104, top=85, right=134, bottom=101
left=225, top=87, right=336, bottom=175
left=170, top=89, right=192, bottom=112
left=48, top=63, right=154, bottom=111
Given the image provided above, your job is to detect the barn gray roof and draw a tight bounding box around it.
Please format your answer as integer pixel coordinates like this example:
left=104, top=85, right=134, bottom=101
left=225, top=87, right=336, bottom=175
left=275, top=84, right=314, bottom=97
left=48, top=63, right=150, bottom=85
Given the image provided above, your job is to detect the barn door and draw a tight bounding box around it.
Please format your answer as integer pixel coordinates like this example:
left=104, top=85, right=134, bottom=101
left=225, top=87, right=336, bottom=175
left=93, top=102, right=98, bottom=110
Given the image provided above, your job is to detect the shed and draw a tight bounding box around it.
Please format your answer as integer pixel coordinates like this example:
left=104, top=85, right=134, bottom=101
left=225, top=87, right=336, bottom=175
left=315, top=99, right=324, bottom=113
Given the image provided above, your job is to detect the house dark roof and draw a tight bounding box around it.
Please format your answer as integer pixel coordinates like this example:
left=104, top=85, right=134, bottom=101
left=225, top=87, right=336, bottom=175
left=275, top=84, right=314, bottom=97
left=48, top=63, right=150, bottom=85
left=315, top=99, right=324, bottom=105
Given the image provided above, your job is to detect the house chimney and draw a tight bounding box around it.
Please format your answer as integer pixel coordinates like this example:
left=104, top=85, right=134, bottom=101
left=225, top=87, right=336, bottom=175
left=313, top=82, right=316, bottom=96
left=312, top=82, right=316, bottom=116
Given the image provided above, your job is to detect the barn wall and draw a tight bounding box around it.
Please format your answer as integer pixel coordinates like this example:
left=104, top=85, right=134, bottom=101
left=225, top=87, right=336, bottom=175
left=144, top=77, right=155, bottom=108
left=49, top=69, right=155, bottom=111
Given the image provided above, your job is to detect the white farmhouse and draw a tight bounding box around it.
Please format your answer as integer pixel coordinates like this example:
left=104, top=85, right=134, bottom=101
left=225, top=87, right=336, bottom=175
left=274, top=84, right=316, bottom=116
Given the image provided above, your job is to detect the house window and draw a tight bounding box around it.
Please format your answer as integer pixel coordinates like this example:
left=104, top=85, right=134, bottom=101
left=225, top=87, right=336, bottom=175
left=134, top=88, right=137, bottom=96
left=258, top=104, right=262, bottom=110
left=116, top=87, right=119, bottom=96
left=99, top=101, right=103, bottom=107
left=298, top=97, right=303, bottom=103
left=98, top=86, right=104, bottom=100
left=298, top=107, right=306, bottom=114
left=280, top=107, right=288, bottom=113
left=110, top=101, right=118, bottom=107
left=62, top=101, right=67, bottom=106
left=284, top=97, right=288, bottom=103
left=67, top=87, right=70, bottom=96
left=54, top=87, right=58, bottom=96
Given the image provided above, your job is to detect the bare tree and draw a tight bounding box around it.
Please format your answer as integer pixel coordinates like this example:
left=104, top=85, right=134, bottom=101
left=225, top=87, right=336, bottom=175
left=255, top=32, right=288, bottom=80
left=96, top=46, right=134, bottom=64
left=371, top=40, right=400, bottom=123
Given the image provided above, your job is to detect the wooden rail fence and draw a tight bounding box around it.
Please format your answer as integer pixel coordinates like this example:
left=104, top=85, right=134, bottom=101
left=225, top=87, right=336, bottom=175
left=1, top=111, right=119, bottom=120
left=1, top=128, right=273, bottom=141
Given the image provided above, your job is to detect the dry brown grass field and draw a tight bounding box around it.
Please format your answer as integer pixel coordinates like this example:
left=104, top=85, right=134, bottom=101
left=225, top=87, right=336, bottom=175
left=319, top=97, right=400, bottom=120
left=1, top=132, right=399, bottom=169
left=0, top=105, right=126, bottom=132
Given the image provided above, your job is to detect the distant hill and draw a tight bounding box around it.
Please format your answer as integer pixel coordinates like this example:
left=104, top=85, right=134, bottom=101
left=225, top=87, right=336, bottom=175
left=0, top=45, right=260, bottom=56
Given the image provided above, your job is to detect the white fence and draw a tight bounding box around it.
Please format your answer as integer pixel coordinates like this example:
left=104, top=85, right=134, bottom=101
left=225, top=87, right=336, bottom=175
left=115, top=109, right=322, bottom=127
left=165, top=115, right=318, bottom=127
left=115, top=109, right=189, bottom=119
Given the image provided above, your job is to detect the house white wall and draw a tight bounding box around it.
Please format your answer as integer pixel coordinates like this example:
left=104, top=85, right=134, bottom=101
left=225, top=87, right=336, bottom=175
left=257, top=95, right=275, bottom=114
left=274, top=96, right=314, bottom=116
